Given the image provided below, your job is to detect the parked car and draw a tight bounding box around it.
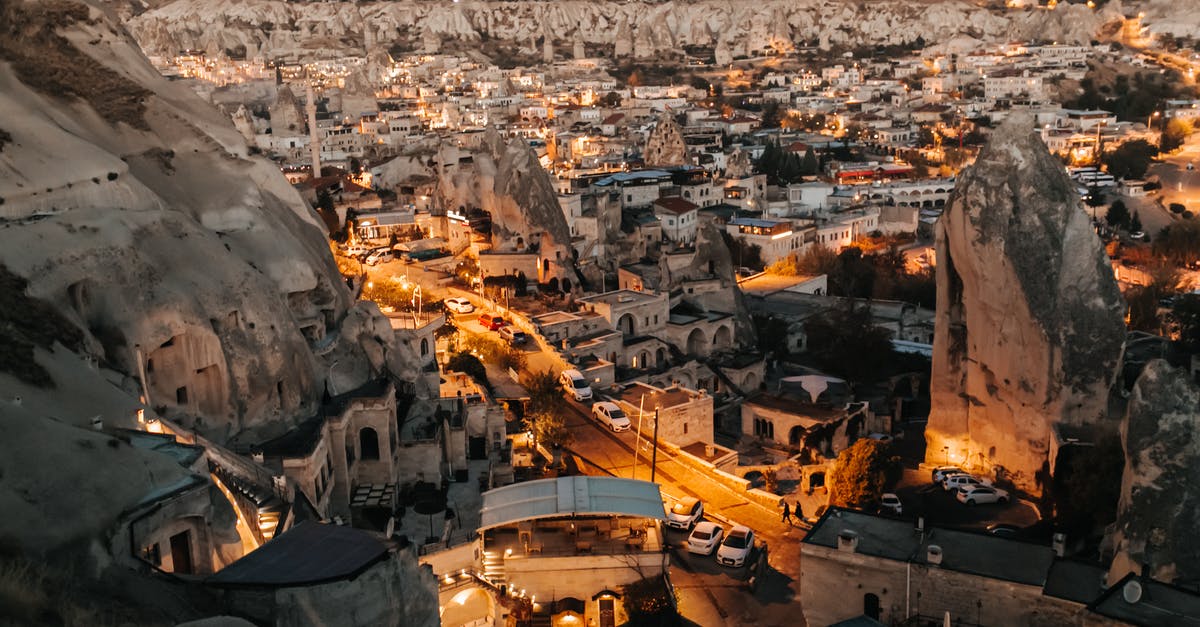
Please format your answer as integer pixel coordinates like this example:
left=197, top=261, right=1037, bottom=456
left=560, top=369, right=593, bottom=402
left=956, top=485, right=1010, bottom=506
left=986, top=523, right=1022, bottom=538
left=931, top=466, right=965, bottom=485
left=364, top=248, right=395, bottom=265
left=444, top=298, right=475, bottom=314
left=880, top=493, right=902, bottom=515
left=498, top=326, right=529, bottom=345
left=666, top=496, right=704, bottom=530
left=478, top=313, right=507, bottom=331
left=591, top=401, right=630, bottom=432
left=687, top=522, right=724, bottom=556
left=717, top=525, right=755, bottom=567
left=343, top=245, right=371, bottom=258
left=867, top=433, right=894, bottom=443
left=943, top=474, right=993, bottom=493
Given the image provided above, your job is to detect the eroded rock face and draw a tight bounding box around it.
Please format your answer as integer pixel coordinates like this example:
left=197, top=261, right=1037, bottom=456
left=0, top=0, right=414, bottom=444
left=1108, top=360, right=1200, bottom=586
left=643, top=113, right=688, bottom=168
left=109, top=0, right=1181, bottom=63
left=925, top=113, right=1126, bottom=493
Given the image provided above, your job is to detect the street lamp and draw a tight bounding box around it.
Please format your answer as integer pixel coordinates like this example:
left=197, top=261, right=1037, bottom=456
left=1148, top=111, right=1160, bottom=131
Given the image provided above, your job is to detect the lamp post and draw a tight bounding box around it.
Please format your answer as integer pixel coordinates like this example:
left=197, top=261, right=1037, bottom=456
left=1148, top=111, right=1160, bottom=132
left=650, top=405, right=661, bottom=484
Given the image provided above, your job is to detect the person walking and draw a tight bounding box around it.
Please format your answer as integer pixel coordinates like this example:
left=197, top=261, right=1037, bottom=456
left=781, top=500, right=792, bottom=525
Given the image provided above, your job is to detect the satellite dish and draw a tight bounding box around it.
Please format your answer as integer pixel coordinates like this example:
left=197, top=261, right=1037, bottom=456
left=1122, top=580, right=1143, bottom=604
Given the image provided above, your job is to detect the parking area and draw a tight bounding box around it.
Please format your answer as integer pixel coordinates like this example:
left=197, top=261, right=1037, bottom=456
left=886, top=468, right=1042, bottom=532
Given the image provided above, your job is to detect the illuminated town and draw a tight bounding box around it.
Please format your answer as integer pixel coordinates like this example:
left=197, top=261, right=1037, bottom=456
left=2, top=0, right=1200, bottom=625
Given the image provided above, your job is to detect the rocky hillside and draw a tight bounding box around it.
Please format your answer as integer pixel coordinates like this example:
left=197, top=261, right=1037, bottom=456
left=0, top=0, right=415, bottom=448
left=103, top=0, right=1198, bottom=63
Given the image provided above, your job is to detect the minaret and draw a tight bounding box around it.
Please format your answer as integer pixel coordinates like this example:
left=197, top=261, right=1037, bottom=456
left=306, top=81, right=321, bottom=178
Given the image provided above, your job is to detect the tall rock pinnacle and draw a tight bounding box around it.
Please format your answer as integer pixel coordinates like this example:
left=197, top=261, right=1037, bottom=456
left=925, top=113, right=1126, bottom=494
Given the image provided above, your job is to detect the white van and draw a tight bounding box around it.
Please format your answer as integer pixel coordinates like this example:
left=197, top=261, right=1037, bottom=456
left=560, top=369, right=593, bottom=402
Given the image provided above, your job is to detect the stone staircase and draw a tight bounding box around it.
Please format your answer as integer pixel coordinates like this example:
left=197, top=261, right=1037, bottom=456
left=480, top=549, right=506, bottom=586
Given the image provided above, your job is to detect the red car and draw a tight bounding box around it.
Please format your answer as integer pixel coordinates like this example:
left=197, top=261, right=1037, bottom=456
left=478, top=313, right=507, bottom=331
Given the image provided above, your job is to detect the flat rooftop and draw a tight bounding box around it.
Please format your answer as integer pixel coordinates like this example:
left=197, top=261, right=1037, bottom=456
left=579, top=289, right=662, bottom=307
left=737, top=272, right=823, bottom=297
left=613, top=382, right=701, bottom=410
left=803, top=508, right=1056, bottom=587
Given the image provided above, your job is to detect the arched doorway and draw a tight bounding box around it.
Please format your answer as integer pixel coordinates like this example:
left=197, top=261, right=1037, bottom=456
left=686, top=328, right=707, bottom=355
left=789, top=425, right=805, bottom=446
left=655, top=347, right=666, bottom=367
left=742, top=371, right=760, bottom=391
left=863, top=593, right=881, bottom=620
left=617, top=313, right=636, bottom=335
left=713, top=325, right=733, bottom=350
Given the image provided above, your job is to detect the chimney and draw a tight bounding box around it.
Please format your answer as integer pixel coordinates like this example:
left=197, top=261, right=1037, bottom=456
left=926, top=544, right=943, bottom=566
left=837, top=530, right=858, bottom=552
left=1052, top=533, right=1066, bottom=557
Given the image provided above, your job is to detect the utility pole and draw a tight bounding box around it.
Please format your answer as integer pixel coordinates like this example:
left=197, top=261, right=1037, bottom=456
left=650, top=406, right=660, bottom=483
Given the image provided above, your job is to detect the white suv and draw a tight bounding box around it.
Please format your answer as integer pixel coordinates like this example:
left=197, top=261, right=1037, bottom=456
left=560, top=369, right=593, bottom=402
left=942, top=474, right=993, bottom=493
left=666, top=497, right=703, bottom=530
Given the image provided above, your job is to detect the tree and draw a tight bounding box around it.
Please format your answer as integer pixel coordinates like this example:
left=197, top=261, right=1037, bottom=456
left=800, top=147, right=819, bottom=176
left=1125, top=262, right=1182, bottom=332
left=1130, top=211, right=1143, bottom=234
left=1160, top=117, right=1194, bottom=154
left=524, top=410, right=573, bottom=452
left=1106, top=200, right=1131, bottom=230
left=1102, top=139, right=1157, bottom=180
left=829, top=439, right=901, bottom=510
left=1154, top=220, right=1200, bottom=265
left=315, top=188, right=340, bottom=236
left=622, top=574, right=681, bottom=627
left=803, top=301, right=896, bottom=383
left=522, top=369, right=561, bottom=414
left=600, top=91, right=622, bottom=107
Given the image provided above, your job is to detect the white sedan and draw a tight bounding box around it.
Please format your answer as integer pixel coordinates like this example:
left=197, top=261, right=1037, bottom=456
left=686, top=522, right=724, bottom=556
left=591, top=401, right=631, bottom=432
left=716, top=525, right=755, bottom=567
left=444, top=297, right=475, bottom=314
left=956, top=485, right=1010, bottom=506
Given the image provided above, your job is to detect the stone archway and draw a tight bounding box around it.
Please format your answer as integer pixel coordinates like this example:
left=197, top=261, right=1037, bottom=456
left=617, top=313, right=636, bottom=335
left=713, top=325, right=733, bottom=350
left=742, top=371, right=760, bottom=391
left=442, top=587, right=496, bottom=627
left=655, top=347, right=666, bottom=367
left=686, top=328, right=708, bottom=356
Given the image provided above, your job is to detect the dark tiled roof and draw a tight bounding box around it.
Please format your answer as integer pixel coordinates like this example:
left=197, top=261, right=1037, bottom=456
left=207, top=522, right=388, bottom=588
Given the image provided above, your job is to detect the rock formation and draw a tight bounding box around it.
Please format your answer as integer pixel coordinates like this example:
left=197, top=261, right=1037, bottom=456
left=112, top=0, right=1186, bottom=64
left=725, top=148, right=753, bottom=178
left=0, top=0, right=422, bottom=447
left=269, top=83, right=305, bottom=135
left=434, top=127, right=576, bottom=281
left=1108, top=360, right=1200, bottom=586
left=643, top=113, right=688, bottom=168
left=925, top=113, right=1126, bottom=494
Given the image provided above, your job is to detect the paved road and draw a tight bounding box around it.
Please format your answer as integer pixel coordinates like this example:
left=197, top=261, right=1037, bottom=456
left=1149, top=135, right=1200, bottom=215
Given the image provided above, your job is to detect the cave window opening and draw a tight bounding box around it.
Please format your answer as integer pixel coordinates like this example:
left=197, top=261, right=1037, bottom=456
left=176, top=386, right=189, bottom=405
left=161, top=337, right=176, bottom=349
left=359, top=427, right=380, bottom=460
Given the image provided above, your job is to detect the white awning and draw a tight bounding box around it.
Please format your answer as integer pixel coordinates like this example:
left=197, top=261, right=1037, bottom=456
left=479, top=476, right=666, bottom=531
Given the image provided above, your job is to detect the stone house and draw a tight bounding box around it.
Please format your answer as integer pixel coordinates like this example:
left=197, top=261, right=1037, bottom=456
left=612, top=381, right=715, bottom=447
left=653, top=196, right=700, bottom=244
left=800, top=508, right=1190, bottom=626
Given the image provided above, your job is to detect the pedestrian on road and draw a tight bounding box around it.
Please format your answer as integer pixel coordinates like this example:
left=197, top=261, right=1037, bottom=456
left=781, top=500, right=792, bottom=525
